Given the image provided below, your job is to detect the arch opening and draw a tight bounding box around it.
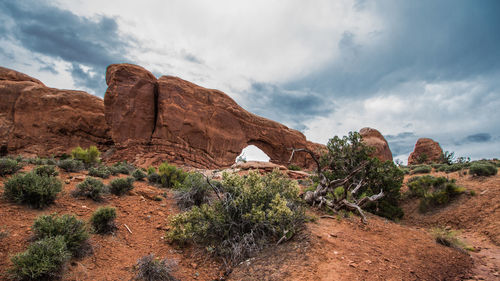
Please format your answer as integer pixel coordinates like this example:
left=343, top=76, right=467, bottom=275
left=235, top=145, right=270, bottom=163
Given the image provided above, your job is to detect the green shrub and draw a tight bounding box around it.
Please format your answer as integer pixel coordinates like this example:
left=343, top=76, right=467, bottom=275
left=399, top=167, right=410, bottom=175
left=58, top=158, right=84, bottom=172
left=288, top=164, right=301, bottom=171
left=469, top=162, right=497, bottom=177
left=410, top=165, right=431, bottom=174
left=0, top=158, right=22, bottom=176
left=147, top=173, right=161, bottom=184
left=109, top=177, right=135, bottom=195
left=72, top=177, right=107, bottom=201
left=3, top=172, right=62, bottom=208
left=88, top=165, right=111, bottom=179
left=90, top=206, right=117, bottom=234
left=407, top=175, right=465, bottom=212
left=110, top=161, right=135, bottom=175
left=33, top=165, right=58, bottom=177
left=71, top=146, right=100, bottom=166
left=147, top=166, right=156, bottom=175
left=133, top=254, right=178, bottom=281
left=314, top=132, right=404, bottom=220
left=9, top=236, right=71, bottom=281
left=32, top=214, right=90, bottom=256
left=25, top=157, right=47, bottom=165
left=437, top=163, right=466, bottom=173
left=158, top=162, right=187, bottom=188
left=132, top=169, right=147, bottom=181
left=166, top=170, right=305, bottom=266
left=432, top=227, right=472, bottom=252
left=173, top=173, right=212, bottom=210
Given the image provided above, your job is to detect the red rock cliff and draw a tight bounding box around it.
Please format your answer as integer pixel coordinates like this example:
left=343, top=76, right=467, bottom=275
left=104, top=64, right=323, bottom=168
left=0, top=67, right=111, bottom=156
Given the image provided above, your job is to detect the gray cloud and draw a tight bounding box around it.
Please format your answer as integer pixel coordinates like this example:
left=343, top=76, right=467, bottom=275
left=286, top=0, right=500, bottom=97
left=0, top=0, right=134, bottom=95
left=385, top=132, right=417, bottom=157
left=464, top=133, right=492, bottom=144
left=243, top=82, right=333, bottom=128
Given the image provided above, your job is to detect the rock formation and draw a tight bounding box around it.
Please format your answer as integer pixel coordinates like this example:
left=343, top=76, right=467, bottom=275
left=105, top=64, right=323, bottom=168
left=359, top=127, right=393, bottom=162
left=0, top=67, right=111, bottom=157
left=408, top=138, right=443, bottom=165
left=0, top=64, right=324, bottom=169
left=104, top=64, right=157, bottom=145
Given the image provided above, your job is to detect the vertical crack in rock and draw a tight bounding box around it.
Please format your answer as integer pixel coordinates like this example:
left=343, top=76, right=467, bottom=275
left=150, top=81, right=159, bottom=143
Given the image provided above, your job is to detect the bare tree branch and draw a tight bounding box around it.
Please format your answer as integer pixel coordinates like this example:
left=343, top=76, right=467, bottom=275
left=288, top=148, right=321, bottom=174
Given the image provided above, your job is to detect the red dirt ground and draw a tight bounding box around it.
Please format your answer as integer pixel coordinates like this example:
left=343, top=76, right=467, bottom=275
left=2, top=165, right=498, bottom=280
left=400, top=170, right=500, bottom=280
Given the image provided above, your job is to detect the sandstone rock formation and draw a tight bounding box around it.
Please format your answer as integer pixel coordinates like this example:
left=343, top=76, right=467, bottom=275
left=408, top=138, right=443, bottom=165
left=1, top=64, right=323, bottom=169
left=105, top=64, right=324, bottom=168
left=0, top=67, right=111, bottom=156
left=359, top=127, right=393, bottom=162
left=104, top=64, right=157, bottom=145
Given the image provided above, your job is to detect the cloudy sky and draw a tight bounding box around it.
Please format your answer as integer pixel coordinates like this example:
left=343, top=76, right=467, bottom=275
left=1, top=0, right=499, bottom=163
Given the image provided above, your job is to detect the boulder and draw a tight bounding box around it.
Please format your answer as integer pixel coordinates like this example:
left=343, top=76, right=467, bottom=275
left=408, top=138, right=443, bottom=165
left=104, top=64, right=157, bottom=145
left=0, top=67, right=111, bottom=156
left=359, top=127, right=393, bottom=162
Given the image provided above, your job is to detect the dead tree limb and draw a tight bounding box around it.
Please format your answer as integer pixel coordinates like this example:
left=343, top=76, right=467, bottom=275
left=290, top=148, right=384, bottom=224
left=203, top=173, right=222, bottom=200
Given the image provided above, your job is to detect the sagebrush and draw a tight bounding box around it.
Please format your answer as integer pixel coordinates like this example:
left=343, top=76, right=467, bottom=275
left=133, top=254, right=178, bottom=281
left=109, top=177, right=135, bottom=195
left=9, top=236, right=70, bottom=281
left=32, top=213, right=90, bottom=257
left=72, top=177, right=107, bottom=201
left=3, top=172, right=62, bottom=208
left=166, top=170, right=305, bottom=266
left=90, top=206, right=117, bottom=234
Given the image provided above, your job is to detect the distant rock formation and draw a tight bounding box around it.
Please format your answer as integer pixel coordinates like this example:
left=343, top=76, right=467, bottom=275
left=0, top=64, right=323, bottom=169
left=408, top=138, right=443, bottom=165
left=105, top=64, right=324, bottom=168
left=359, top=127, right=393, bottom=162
left=0, top=67, right=111, bottom=157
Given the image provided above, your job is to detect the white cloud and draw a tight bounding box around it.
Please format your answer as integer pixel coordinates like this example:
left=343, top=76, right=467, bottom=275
left=52, top=0, right=382, bottom=94
left=303, top=78, right=500, bottom=162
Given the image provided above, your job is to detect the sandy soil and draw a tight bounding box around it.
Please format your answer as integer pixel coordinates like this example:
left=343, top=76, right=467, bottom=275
left=400, top=170, right=500, bottom=280
left=2, top=165, right=498, bottom=280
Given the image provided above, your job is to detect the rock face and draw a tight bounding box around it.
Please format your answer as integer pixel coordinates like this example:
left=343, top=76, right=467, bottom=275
left=359, top=127, right=393, bottom=162
left=0, top=67, right=111, bottom=156
left=408, top=138, right=443, bottom=165
left=104, top=64, right=157, bottom=145
left=105, top=64, right=323, bottom=168
left=1, top=64, right=323, bottom=169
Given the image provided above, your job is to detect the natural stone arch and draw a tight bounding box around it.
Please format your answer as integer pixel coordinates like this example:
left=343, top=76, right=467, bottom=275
left=235, top=144, right=271, bottom=162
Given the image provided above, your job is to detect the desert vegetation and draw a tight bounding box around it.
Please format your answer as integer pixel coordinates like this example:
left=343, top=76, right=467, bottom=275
left=0, top=140, right=496, bottom=280
left=3, top=171, right=62, bottom=208
left=406, top=175, right=465, bottom=212
left=293, top=131, right=404, bottom=222
left=166, top=170, right=305, bottom=267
